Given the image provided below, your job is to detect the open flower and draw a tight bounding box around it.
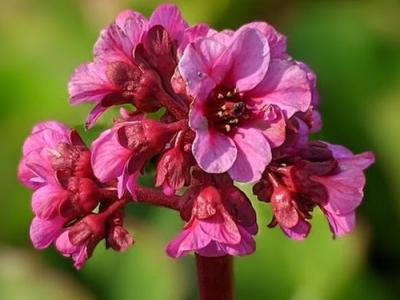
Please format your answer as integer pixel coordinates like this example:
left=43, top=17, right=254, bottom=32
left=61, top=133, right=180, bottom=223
left=179, top=26, right=313, bottom=182
left=254, top=141, right=374, bottom=239
left=68, top=4, right=208, bottom=127
left=166, top=185, right=257, bottom=257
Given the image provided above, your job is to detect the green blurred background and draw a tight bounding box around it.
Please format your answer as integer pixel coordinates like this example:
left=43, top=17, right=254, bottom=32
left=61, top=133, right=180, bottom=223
left=1, top=0, right=399, bottom=299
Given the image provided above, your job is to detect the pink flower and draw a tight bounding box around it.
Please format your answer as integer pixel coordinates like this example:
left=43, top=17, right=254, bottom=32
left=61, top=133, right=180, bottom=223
left=55, top=214, right=105, bottom=269
left=17, top=121, right=106, bottom=254
left=18, top=121, right=74, bottom=189
left=179, top=25, right=313, bottom=182
left=253, top=142, right=374, bottom=239
left=68, top=4, right=208, bottom=128
left=91, top=116, right=184, bottom=198
left=166, top=185, right=257, bottom=258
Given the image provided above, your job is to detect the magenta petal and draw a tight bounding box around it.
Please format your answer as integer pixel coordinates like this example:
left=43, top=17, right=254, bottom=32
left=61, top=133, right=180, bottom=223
left=326, top=143, right=375, bottom=170
left=18, top=150, right=55, bottom=189
left=18, top=156, right=48, bottom=189
left=188, top=102, right=208, bottom=131
left=208, top=29, right=234, bottom=46
left=199, top=214, right=241, bottom=244
left=148, top=4, right=188, bottom=42
left=94, top=23, right=134, bottom=63
left=55, top=231, right=77, bottom=255
left=115, top=9, right=147, bottom=45
left=55, top=231, right=88, bottom=270
left=91, top=129, right=132, bottom=182
left=179, top=38, right=223, bottom=99
left=339, top=152, right=375, bottom=171
left=192, top=130, right=237, bottom=174
left=30, top=217, right=64, bottom=249
left=262, top=106, right=286, bottom=148
left=325, top=143, right=354, bottom=159
left=324, top=211, right=356, bottom=238
left=309, top=110, right=322, bottom=133
left=68, top=62, right=116, bottom=105
left=31, top=121, right=70, bottom=136
left=32, top=184, right=68, bottom=220
left=239, top=22, right=287, bottom=59
left=312, top=167, right=366, bottom=215
left=179, top=23, right=210, bottom=54
left=85, top=102, right=108, bottom=129
left=196, top=241, right=226, bottom=257
left=213, top=28, right=270, bottom=91
left=228, top=127, right=271, bottom=183
left=223, top=226, right=255, bottom=256
left=166, top=220, right=212, bottom=258
left=117, top=163, right=138, bottom=199
left=250, top=59, right=312, bottom=118
left=280, top=219, right=311, bottom=240
left=23, top=128, right=69, bottom=156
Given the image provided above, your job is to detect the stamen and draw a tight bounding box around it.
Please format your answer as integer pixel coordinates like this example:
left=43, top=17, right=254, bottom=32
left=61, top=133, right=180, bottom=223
left=217, top=93, right=224, bottom=99
left=225, top=125, right=231, bottom=132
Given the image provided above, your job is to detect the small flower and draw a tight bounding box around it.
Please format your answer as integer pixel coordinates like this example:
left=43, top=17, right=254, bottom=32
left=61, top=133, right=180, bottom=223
left=91, top=115, right=184, bottom=197
left=253, top=141, right=374, bottom=239
left=68, top=4, right=209, bottom=128
left=166, top=185, right=257, bottom=258
left=179, top=26, right=313, bottom=182
left=106, top=211, right=134, bottom=252
left=155, top=134, right=192, bottom=195
left=55, top=214, right=106, bottom=269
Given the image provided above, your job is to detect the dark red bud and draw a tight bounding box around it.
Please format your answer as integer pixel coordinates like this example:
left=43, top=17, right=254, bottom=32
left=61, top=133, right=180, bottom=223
left=192, top=186, right=221, bottom=220
left=253, top=179, right=273, bottom=203
left=118, top=119, right=178, bottom=154
left=59, top=177, right=100, bottom=219
left=77, top=178, right=101, bottom=213
left=106, top=226, right=134, bottom=252
left=155, top=147, right=190, bottom=191
left=69, top=214, right=105, bottom=247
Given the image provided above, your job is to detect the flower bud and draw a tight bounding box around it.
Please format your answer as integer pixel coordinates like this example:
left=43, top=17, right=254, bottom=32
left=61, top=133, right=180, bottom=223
left=155, top=146, right=191, bottom=195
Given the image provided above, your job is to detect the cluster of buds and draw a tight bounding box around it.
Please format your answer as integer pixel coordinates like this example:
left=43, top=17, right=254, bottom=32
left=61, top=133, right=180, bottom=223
left=18, top=4, right=373, bottom=269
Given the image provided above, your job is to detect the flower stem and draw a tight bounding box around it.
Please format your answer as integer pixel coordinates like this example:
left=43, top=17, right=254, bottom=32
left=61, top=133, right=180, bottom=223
left=195, top=254, right=233, bottom=300
left=135, top=186, right=183, bottom=210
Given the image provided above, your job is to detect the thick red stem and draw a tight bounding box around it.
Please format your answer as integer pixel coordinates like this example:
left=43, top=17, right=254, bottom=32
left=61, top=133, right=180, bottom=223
left=98, top=197, right=129, bottom=221
left=195, top=254, right=233, bottom=300
left=135, top=186, right=183, bottom=210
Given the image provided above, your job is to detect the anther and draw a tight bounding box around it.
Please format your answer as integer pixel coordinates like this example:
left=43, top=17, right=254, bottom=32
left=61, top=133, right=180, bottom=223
left=217, top=93, right=224, bottom=99
left=225, top=125, right=231, bottom=132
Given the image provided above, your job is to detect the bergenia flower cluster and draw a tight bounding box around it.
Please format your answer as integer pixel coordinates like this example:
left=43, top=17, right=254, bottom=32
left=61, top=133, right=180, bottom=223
left=18, top=4, right=374, bottom=269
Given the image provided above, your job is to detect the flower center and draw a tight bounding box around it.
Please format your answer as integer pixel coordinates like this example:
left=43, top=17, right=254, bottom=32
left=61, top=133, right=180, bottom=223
left=206, top=87, right=249, bottom=133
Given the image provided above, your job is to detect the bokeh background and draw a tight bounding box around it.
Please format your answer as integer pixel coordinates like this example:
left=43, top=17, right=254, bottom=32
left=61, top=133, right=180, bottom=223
left=1, top=0, right=399, bottom=299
